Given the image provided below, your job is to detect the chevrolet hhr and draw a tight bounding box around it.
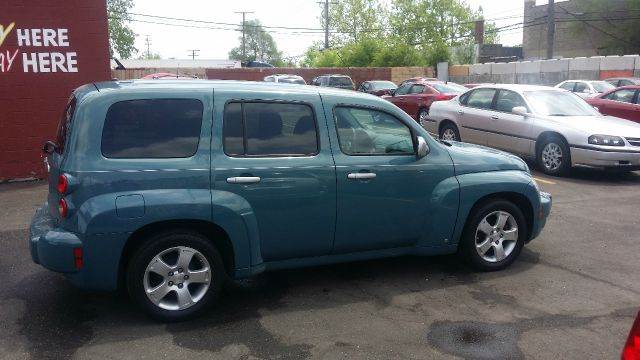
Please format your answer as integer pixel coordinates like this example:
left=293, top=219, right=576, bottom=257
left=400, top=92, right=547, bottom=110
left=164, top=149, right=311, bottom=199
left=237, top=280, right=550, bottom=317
left=30, top=80, right=551, bottom=321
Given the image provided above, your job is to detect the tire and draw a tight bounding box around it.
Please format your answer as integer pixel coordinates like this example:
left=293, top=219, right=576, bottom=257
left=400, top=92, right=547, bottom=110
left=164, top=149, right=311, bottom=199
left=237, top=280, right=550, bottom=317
left=126, top=230, right=225, bottom=322
left=439, top=122, right=461, bottom=142
left=459, top=199, right=527, bottom=272
left=418, top=108, right=429, bottom=125
left=537, top=135, right=571, bottom=176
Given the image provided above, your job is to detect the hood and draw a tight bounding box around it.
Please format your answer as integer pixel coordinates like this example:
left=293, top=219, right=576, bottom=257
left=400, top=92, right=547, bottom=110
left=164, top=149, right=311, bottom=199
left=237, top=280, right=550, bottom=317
left=443, top=141, right=529, bottom=175
left=545, top=115, right=640, bottom=137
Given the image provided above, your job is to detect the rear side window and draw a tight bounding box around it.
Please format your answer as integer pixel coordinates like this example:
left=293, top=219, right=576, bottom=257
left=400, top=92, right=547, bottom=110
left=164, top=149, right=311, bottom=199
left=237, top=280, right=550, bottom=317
left=55, top=96, right=77, bottom=154
left=223, top=101, right=318, bottom=157
left=494, top=90, right=528, bottom=113
left=575, top=82, right=588, bottom=92
left=606, top=89, right=636, bottom=103
left=466, top=88, right=497, bottom=110
left=330, top=77, right=353, bottom=86
left=559, top=82, right=575, bottom=91
left=101, top=99, right=203, bottom=158
left=409, top=85, right=425, bottom=94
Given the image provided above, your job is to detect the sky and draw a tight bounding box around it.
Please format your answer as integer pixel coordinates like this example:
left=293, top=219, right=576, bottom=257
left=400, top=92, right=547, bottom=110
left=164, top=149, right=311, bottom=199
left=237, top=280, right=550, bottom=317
left=127, top=0, right=527, bottom=61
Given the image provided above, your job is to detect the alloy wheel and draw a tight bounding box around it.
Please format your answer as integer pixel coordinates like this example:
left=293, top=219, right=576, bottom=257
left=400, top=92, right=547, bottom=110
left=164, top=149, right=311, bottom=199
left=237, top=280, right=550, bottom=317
left=541, top=143, right=563, bottom=171
left=474, top=211, right=518, bottom=263
left=419, top=110, right=429, bottom=125
left=143, top=246, right=211, bottom=311
left=442, top=128, right=457, bottom=141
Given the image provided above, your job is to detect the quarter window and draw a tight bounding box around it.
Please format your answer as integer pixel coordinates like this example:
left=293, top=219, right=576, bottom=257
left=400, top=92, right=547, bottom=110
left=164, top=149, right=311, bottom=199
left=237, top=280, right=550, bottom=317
left=494, top=90, right=528, bottom=113
left=409, top=84, right=425, bottom=94
left=101, top=99, right=203, bottom=158
left=334, top=107, right=414, bottom=155
left=223, top=102, right=318, bottom=156
left=394, top=83, right=412, bottom=95
left=466, top=88, right=497, bottom=110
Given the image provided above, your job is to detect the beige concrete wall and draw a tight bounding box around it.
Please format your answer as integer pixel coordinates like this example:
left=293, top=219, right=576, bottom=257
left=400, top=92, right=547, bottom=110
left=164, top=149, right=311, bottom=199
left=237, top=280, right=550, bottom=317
left=390, top=67, right=436, bottom=84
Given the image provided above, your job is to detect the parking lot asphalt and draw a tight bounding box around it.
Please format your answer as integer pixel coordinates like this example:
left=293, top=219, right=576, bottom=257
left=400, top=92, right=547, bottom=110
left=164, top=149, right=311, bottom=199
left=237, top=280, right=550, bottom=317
left=1, top=169, right=639, bottom=360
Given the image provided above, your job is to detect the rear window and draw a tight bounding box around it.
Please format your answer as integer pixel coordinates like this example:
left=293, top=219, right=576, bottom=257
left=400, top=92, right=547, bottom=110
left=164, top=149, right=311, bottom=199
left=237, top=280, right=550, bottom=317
left=101, top=99, right=203, bottom=158
left=55, top=96, right=77, bottom=154
left=223, top=101, right=318, bottom=157
left=329, top=77, right=353, bottom=86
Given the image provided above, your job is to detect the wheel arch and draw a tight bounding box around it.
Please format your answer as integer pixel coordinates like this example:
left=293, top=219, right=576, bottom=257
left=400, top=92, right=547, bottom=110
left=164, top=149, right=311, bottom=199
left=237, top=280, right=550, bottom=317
left=465, top=192, right=534, bottom=241
left=438, top=119, right=458, bottom=135
left=118, top=219, right=236, bottom=288
left=535, top=131, right=569, bottom=155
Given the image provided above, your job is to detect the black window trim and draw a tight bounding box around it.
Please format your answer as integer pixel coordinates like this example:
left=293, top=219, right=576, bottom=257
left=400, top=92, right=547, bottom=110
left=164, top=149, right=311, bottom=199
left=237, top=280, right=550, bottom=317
left=222, top=98, right=321, bottom=158
left=605, top=88, right=639, bottom=104
left=332, top=103, right=417, bottom=157
left=101, top=98, right=204, bottom=159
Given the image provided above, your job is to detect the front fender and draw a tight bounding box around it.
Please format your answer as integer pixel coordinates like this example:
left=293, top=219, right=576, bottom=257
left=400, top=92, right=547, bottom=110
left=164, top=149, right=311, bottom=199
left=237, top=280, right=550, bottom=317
left=451, top=170, right=537, bottom=245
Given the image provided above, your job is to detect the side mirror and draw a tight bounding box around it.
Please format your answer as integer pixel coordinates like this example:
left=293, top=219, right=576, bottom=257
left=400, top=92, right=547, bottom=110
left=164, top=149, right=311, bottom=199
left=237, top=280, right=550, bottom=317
left=512, top=106, right=529, bottom=116
left=42, top=140, right=57, bottom=154
left=416, top=136, right=429, bottom=159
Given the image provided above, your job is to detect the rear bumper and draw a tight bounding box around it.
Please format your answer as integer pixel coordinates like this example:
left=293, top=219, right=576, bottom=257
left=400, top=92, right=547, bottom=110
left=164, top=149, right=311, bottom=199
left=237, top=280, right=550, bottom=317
left=570, top=147, right=640, bottom=170
left=29, top=204, right=81, bottom=273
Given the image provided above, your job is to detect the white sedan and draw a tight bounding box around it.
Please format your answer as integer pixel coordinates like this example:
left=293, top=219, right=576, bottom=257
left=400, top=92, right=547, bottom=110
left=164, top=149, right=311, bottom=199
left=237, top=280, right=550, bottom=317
left=425, top=84, right=640, bottom=175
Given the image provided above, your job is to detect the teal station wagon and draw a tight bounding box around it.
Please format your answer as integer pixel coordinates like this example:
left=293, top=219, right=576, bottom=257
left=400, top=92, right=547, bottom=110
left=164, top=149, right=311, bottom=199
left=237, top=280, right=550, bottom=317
left=30, top=80, right=551, bottom=321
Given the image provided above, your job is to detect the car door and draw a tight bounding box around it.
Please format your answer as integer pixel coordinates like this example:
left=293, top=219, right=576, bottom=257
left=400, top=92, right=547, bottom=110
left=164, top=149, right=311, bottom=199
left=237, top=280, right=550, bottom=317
left=320, top=96, right=456, bottom=253
left=486, top=89, right=533, bottom=155
left=600, top=88, right=639, bottom=120
left=456, top=88, right=499, bottom=146
left=387, top=82, right=412, bottom=113
left=404, top=84, right=426, bottom=117
left=212, top=90, right=336, bottom=262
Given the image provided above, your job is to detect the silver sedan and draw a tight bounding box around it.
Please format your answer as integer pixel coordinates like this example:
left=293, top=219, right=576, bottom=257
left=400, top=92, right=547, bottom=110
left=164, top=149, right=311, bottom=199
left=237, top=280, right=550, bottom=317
left=425, top=84, right=640, bottom=175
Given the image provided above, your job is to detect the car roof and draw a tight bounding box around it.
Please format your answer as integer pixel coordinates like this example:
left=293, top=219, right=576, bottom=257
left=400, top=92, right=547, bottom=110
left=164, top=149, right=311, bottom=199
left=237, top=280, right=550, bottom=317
left=91, top=79, right=367, bottom=98
left=473, top=84, right=557, bottom=92
left=318, top=74, right=352, bottom=77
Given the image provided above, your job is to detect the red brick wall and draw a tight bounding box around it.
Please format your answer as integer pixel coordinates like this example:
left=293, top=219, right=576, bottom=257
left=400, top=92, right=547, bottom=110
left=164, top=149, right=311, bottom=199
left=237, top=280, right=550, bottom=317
left=599, top=70, right=634, bottom=80
left=205, top=67, right=393, bottom=87
left=0, top=0, right=111, bottom=181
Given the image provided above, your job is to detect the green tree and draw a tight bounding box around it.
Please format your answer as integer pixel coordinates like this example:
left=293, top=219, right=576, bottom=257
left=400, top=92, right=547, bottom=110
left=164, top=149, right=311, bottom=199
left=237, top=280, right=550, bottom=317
left=339, top=38, right=384, bottom=66
left=138, top=52, right=161, bottom=60
left=371, top=40, right=425, bottom=67
left=328, top=0, right=386, bottom=44
left=107, top=0, right=137, bottom=59
left=566, top=0, right=640, bottom=55
left=228, top=20, right=283, bottom=65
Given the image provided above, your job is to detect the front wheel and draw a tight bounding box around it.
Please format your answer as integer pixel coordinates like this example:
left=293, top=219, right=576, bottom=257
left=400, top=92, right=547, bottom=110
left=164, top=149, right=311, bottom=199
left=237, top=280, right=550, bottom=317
left=418, top=108, right=429, bottom=125
left=537, top=136, right=571, bottom=176
left=460, top=200, right=526, bottom=271
left=126, top=230, right=225, bottom=322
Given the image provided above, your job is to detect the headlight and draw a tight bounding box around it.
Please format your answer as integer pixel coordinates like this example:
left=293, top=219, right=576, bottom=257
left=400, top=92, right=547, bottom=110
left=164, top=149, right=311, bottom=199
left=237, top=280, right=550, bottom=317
left=531, top=178, right=541, bottom=193
left=588, top=135, right=625, bottom=146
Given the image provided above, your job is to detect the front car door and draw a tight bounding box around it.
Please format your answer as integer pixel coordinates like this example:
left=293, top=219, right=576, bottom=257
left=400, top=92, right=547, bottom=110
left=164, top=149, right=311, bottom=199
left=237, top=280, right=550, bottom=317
left=456, top=88, right=499, bottom=146
left=388, top=82, right=413, bottom=112
left=486, top=89, right=534, bottom=156
left=212, top=90, right=336, bottom=263
left=320, top=95, right=456, bottom=253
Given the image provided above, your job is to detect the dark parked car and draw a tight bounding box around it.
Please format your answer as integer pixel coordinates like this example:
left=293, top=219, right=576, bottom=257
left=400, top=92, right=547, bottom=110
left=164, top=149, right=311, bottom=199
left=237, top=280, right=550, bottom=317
left=30, top=79, right=550, bottom=321
left=605, top=77, right=640, bottom=87
left=310, top=74, right=355, bottom=90
left=586, top=86, right=640, bottom=123
left=357, top=80, right=397, bottom=96
left=383, top=80, right=468, bottom=123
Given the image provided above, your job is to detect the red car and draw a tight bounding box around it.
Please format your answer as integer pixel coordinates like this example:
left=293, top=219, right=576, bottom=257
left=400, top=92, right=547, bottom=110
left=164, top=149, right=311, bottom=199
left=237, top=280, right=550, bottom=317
left=586, top=86, right=640, bottom=123
left=622, top=310, right=640, bottom=360
left=383, top=81, right=468, bottom=122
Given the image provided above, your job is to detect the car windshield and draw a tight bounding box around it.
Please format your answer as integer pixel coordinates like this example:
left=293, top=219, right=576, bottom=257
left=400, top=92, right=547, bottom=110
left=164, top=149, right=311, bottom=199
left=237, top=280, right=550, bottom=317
left=330, top=77, right=353, bottom=86
left=524, top=90, right=600, bottom=116
left=280, top=77, right=306, bottom=84
left=432, top=83, right=467, bottom=94
left=370, top=81, right=397, bottom=90
left=591, top=81, right=615, bottom=93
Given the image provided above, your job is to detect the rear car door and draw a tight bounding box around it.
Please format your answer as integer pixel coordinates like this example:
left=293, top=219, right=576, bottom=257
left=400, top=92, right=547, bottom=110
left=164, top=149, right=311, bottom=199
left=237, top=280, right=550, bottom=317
left=321, top=97, right=456, bottom=253
left=486, top=89, right=533, bottom=155
left=212, top=90, right=336, bottom=262
left=404, top=84, right=426, bottom=118
left=601, top=88, right=639, bottom=120
left=457, top=88, right=499, bottom=146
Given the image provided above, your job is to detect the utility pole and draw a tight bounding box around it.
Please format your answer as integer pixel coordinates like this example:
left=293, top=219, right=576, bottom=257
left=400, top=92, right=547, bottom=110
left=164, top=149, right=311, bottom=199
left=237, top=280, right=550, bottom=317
left=317, top=0, right=336, bottom=49
left=234, top=11, right=254, bottom=61
left=546, top=0, right=555, bottom=59
left=144, top=35, right=151, bottom=59
left=187, top=49, right=200, bottom=60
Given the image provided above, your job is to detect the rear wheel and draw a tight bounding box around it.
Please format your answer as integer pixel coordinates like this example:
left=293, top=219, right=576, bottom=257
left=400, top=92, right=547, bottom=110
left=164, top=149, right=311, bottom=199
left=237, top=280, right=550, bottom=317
left=418, top=108, right=429, bottom=125
left=126, top=230, right=225, bottom=322
left=439, top=123, right=460, bottom=141
left=537, top=135, right=571, bottom=176
left=460, top=200, right=526, bottom=271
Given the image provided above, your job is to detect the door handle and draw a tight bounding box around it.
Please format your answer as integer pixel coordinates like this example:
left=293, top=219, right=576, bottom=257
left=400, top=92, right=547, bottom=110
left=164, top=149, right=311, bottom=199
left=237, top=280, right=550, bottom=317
left=226, top=176, right=261, bottom=184
left=457, top=110, right=464, bottom=115
left=490, top=115, right=499, bottom=120
left=347, top=172, right=376, bottom=180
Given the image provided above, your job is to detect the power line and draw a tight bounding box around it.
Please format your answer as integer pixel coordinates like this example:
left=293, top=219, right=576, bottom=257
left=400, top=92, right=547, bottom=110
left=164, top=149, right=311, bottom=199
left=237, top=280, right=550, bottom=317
left=234, top=11, right=254, bottom=60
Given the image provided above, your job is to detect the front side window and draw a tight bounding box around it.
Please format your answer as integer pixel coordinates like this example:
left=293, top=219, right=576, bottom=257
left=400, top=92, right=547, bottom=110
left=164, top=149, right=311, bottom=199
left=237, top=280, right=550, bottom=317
left=559, top=82, right=575, bottom=91
left=334, top=106, right=414, bottom=155
left=394, top=83, right=412, bottom=95
left=494, top=90, right=528, bottom=113
left=223, top=101, right=318, bottom=157
left=575, top=82, right=589, bottom=93
left=101, top=99, right=203, bottom=158
left=466, top=88, right=497, bottom=110
left=591, top=81, right=615, bottom=93
left=606, top=89, right=636, bottom=103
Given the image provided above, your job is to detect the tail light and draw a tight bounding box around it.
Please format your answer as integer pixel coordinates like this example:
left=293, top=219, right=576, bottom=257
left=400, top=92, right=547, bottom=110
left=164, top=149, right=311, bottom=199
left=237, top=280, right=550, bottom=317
left=58, top=198, right=68, bottom=218
left=434, top=94, right=456, bottom=101
left=73, top=247, right=83, bottom=269
left=57, top=174, right=69, bottom=194
left=622, top=311, right=640, bottom=360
